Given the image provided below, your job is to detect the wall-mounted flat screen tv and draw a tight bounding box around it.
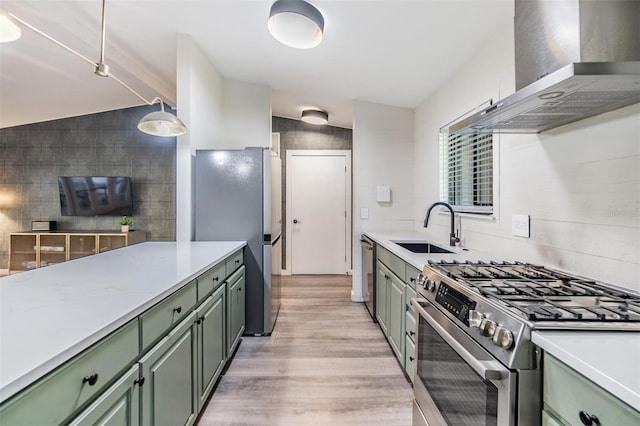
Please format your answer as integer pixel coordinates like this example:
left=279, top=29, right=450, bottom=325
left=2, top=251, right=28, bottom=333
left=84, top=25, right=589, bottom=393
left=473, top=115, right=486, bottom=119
left=58, top=176, right=133, bottom=216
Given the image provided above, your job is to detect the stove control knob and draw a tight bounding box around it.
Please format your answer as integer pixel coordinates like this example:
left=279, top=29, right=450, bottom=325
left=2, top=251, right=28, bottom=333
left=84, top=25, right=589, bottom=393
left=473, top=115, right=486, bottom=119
left=468, top=310, right=484, bottom=328
left=425, top=280, right=436, bottom=292
left=479, top=319, right=497, bottom=337
left=417, top=274, right=428, bottom=289
left=492, top=327, right=514, bottom=349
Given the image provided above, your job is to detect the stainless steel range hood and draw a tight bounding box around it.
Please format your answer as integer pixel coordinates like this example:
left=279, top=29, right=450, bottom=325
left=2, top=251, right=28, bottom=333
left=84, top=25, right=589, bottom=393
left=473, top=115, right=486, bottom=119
left=447, top=0, right=640, bottom=135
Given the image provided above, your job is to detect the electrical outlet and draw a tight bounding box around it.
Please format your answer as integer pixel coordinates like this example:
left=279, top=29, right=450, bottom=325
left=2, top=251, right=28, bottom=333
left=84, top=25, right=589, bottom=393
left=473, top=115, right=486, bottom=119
left=360, top=208, right=369, bottom=220
left=512, top=214, right=530, bottom=238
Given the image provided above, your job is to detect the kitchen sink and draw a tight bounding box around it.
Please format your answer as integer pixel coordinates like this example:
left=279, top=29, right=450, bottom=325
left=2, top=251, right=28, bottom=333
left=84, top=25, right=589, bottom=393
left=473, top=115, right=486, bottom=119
left=392, top=241, right=454, bottom=254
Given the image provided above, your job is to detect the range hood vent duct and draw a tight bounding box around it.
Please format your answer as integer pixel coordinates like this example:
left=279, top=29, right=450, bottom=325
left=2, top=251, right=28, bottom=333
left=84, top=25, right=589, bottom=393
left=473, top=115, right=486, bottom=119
left=446, top=0, right=640, bottom=135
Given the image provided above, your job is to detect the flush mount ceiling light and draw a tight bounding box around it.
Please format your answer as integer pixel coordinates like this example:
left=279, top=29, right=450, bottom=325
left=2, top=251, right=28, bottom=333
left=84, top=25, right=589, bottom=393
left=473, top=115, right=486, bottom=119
left=0, top=8, right=21, bottom=42
left=0, top=1, right=186, bottom=137
left=268, top=0, right=324, bottom=49
left=301, top=109, right=328, bottom=125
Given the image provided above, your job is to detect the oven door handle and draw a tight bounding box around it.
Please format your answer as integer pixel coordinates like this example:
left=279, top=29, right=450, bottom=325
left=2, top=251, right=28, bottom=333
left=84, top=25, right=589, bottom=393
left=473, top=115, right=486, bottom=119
left=411, top=297, right=504, bottom=381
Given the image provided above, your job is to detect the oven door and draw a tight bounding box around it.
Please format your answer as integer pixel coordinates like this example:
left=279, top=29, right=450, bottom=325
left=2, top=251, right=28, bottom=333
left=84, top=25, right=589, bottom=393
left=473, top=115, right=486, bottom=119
left=411, top=298, right=516, bottom=426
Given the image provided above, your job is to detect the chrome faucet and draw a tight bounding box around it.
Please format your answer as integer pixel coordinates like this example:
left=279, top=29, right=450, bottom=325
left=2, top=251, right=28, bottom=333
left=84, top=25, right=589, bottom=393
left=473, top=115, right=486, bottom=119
left=423, top=201, right=459, bottom=247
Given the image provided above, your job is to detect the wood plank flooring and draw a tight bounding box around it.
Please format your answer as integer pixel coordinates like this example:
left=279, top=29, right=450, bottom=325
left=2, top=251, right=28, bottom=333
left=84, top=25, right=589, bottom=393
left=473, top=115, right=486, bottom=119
left=198, top=275, right=413, bottom=425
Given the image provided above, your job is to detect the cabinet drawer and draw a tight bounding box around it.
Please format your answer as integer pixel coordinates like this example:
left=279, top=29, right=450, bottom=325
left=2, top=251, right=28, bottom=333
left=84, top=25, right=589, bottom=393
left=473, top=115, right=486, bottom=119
left=404, top=335, right=415, bottom=383
left=225, top=250, right=243, bottom=277
left=377, top=246, right=405, bottom=282
left=544, top=354, right=640, bottom=425
left=405, top=285, right=417, bottom=314
left=140, top=281, right=197, bottom=350
left=0, top=320, right=139, bottom=425
left=405, top=264, right=421, bottom=289
left=405, top=310, right=416, bottom=342
left=196, top=263, right=225, bottom=301
left=542, top=410, right=564, bottom=426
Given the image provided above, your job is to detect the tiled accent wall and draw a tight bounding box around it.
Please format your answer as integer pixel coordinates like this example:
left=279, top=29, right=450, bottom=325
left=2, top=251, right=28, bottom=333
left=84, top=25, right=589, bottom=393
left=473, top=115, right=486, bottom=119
left=272, top=116, right=353, bottom=269
left=0, top=105, right=176, bottom=269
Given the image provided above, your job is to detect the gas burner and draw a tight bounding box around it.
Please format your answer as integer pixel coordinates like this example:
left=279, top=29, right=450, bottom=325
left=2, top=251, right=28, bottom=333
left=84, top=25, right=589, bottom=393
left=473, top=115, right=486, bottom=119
left=426, top=260, right=640, bottom=324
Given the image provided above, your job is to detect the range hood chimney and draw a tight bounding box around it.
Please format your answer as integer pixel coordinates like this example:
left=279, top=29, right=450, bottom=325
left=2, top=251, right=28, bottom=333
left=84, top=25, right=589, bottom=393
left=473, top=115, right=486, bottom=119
left=447, top=0, right=639, bottom=134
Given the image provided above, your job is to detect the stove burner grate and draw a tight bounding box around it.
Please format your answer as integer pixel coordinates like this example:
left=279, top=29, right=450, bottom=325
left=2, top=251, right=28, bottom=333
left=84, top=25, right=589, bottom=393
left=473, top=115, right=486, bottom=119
left=427, top=260, right=640, bottom=322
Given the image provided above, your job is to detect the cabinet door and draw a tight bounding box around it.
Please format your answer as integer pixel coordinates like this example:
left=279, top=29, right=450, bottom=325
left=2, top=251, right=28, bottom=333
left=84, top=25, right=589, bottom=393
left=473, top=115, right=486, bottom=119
left=68, top=365, right=140, bottom=426
left=38, top=234, right=67, bottom=267
left=404, top=335, right=415, bottom=384
left=227, top=266, right=245, bottom=356
left=69, top=235, right=97, bottom=260
left=375, top=261, right=388, bottom=334
left=97, top=235, right=126, bottom=253
left=139, top=312, right=197, bottom=426
left=196, top=285, right=226, bottom=410
left=387, top=273, right=405, bottom=361
left=9, top=233, right=37, bottom=271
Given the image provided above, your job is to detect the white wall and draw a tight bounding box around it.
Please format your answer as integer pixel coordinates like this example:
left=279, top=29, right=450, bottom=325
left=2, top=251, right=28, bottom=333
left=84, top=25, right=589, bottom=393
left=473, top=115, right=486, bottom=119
left=176, top=34, right=224, bottom=241
left=351, top=101, right=415, bottom=300
left=175, top=35, right=271, bottom=241
left=222, top=80, right=271, bottom=149
left=414, top=22, right=640, bottom=290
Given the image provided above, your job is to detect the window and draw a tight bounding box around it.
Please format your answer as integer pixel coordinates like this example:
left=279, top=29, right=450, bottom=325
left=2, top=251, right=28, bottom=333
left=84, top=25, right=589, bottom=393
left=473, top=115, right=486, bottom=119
left=439, top=131, right=493, bottom=214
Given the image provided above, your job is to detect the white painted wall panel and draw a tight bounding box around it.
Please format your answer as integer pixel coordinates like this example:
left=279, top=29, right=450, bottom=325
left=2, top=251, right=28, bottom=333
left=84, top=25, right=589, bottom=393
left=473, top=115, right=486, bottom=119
left=222, top=80, right=271, bottom=149
left=414, top=19, right=640, bottom=290
left=352, top=101, right=414, bottom=299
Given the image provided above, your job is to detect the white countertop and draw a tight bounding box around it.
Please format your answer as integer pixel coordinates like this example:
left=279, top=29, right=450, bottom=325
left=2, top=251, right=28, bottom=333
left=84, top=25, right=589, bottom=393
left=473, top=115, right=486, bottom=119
left=0, top=241, right=245, bottom=403
left=533, top=331, right=640, bottom=410
left=363, top=231, right=491, bottom=271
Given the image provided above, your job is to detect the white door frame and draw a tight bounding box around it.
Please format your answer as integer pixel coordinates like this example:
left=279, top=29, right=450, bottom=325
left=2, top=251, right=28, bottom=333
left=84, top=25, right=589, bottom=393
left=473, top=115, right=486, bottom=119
left=284, top=150, right=352, bottom=276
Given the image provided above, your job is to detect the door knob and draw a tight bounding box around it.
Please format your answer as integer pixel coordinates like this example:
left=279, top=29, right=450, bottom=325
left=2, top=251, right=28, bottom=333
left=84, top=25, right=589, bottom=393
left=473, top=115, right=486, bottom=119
left=293, top=219, right=298, bottom=224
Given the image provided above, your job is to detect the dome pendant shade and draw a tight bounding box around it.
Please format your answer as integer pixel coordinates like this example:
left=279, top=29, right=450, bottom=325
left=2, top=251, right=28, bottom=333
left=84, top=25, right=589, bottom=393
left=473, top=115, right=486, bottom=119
left=138, top=103, right=187, bottom=137
left=268, top=0, right=324, bottom=49
left=0, top=8, right=22, bottom=42
left=301, top=109, right=328, bottom=125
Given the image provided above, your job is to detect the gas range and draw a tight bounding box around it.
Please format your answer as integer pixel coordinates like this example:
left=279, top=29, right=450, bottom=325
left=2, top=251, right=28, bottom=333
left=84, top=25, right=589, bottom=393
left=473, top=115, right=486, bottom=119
left=416, top=260, right=640, bottom=369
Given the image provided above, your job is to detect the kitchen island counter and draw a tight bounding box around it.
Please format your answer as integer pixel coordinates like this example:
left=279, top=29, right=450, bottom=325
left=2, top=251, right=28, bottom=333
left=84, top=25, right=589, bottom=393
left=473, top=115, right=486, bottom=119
left=0, top=240, right=245, bottom=403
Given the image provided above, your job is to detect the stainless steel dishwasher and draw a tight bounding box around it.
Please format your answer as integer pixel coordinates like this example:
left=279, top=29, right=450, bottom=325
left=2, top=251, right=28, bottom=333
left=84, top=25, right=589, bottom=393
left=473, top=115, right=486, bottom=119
left=360, top=235, right=376, bottom=321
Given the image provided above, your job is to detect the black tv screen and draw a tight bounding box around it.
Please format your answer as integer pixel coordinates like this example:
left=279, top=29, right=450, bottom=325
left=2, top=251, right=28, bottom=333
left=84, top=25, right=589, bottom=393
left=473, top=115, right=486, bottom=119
left=58, top=176, right=133, bottom=216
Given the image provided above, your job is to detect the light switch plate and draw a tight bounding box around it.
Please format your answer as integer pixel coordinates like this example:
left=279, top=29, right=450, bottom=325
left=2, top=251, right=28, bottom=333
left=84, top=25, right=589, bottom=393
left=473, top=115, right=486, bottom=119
left=360, top=208, right=369, bottom=220
left=512, top=214, right=530, bottom=238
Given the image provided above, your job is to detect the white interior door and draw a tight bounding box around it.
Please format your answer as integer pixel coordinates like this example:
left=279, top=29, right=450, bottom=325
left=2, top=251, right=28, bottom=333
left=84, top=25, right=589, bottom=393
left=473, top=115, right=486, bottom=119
left=287, top=151, right=351, bottom=275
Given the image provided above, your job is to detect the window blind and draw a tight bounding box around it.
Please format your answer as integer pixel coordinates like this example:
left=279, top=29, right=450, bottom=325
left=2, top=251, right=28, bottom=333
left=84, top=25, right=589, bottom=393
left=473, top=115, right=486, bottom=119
left=439, top=131, right=493, bottom=214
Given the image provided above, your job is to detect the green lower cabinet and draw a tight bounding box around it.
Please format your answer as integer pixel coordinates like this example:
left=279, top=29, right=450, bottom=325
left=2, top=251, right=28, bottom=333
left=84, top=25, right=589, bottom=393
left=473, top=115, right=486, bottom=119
left=68, top=364, right=140, bottom=426
left=542, top=410, right=565, bottom=426
left=387, top=273, right=405, bottom=361
left=226, top=266, right=245, bottom=356
left=376, top=261, right=389, bottom=334
left=139, top=312, right=198, bottom=426
left=404, top=335, right=415, bottom=384
left=196, top=285, right=226, bottom=410
left=0, top=320, right=139, bottom=426
left=543, top=354, right=640, bottom=426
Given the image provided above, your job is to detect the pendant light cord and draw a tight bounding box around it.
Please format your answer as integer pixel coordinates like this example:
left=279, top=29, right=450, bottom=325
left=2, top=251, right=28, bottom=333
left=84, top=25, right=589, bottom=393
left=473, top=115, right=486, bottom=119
left=5, top=3, right=166, bottom=109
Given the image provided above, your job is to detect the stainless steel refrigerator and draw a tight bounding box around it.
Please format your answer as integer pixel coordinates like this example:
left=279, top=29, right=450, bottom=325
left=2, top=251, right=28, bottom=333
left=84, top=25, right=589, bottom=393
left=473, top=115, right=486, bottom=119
left=195, top=147, right=282, bottom=335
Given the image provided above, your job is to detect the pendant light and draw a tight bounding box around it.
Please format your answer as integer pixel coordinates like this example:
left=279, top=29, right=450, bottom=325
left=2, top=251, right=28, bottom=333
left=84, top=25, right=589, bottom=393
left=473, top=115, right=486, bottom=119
left=0, top=8, right=21, bottom=42
left=138, top=98, right=187, bottom=137
left=301, top=109, right=328, bottom=125
left=0, top=2, right=186, bottom=137
left=268, top=0, right=324, bottom=49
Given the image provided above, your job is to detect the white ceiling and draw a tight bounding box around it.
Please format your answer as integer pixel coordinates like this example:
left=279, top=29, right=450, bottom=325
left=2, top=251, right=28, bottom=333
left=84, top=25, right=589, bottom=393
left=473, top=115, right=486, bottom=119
left=0, top=0, right=514, bottom=129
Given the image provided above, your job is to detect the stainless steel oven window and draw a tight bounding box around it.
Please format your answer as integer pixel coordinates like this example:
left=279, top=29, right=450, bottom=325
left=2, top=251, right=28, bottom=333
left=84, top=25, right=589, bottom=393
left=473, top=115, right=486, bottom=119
left=417, top=315, right=498, bottom=425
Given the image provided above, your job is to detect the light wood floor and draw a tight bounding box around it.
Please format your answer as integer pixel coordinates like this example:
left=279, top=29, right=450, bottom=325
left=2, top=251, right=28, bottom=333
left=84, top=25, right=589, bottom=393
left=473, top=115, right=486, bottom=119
left=198, top=275, right=413, bottom=425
